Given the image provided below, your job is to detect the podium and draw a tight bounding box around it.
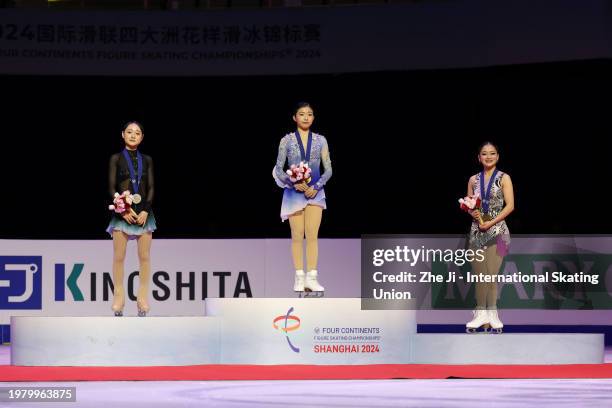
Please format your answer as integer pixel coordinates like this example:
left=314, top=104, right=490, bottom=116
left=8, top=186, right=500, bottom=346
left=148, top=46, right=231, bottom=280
left=412, top=333, right=604, bottom=364
left=205, top=298, right=416, bottom=365
left=10, top=316, right=220, bottom=366
left=9, top=298, right=604, bottom=366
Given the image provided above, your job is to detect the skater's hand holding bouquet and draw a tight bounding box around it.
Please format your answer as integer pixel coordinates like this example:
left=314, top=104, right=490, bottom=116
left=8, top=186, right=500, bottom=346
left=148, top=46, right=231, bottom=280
left=304, top=186, right=318, bottom=199
left=109, top=191, right=139, bottom=225
left=458, top=193, right=484, bottom=225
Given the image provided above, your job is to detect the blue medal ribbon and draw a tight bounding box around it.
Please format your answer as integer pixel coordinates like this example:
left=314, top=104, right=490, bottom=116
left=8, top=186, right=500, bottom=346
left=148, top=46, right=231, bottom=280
left=122, top=148, right=143, bottom=196
left=480, top=169, right=499, bottom=214
left=295, top=130, right=312, bottom=163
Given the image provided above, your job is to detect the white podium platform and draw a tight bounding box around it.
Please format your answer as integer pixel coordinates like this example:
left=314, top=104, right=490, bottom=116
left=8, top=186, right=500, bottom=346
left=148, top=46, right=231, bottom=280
left=411, top=333, right=604, bottom=365
left=10, top=316, right=220, bottom=366
left=9, top=299, right=606, bottom=367
left=205, top=298, right=416, bottom=364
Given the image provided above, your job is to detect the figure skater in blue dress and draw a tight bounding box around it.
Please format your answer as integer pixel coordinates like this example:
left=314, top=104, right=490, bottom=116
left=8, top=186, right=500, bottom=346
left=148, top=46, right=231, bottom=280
left=273, top=103, right=332, bottom=295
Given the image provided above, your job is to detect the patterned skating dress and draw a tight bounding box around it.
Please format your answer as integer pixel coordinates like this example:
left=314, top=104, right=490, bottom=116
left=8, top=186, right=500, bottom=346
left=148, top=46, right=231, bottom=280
left=273, top=131, right=332, bottom=221
left=469, top=170, right=511, bottom=255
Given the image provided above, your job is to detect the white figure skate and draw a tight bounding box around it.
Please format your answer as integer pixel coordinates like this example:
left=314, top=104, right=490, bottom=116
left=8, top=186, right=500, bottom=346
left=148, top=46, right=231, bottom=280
left=488, top=309, right=503, bottom=334
left=299, top=269, right=325, bottom=298
left=293, top=270, right=305, bottom=292
left=466, top=309, right=491, bottom=333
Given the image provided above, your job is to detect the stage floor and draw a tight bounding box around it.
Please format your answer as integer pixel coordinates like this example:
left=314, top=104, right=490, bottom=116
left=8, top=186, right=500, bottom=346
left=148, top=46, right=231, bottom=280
left=1, top=346, right=612, bottom=407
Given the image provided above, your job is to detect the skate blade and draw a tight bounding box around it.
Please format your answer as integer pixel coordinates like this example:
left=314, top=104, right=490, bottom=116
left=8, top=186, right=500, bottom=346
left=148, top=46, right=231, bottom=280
left=298, top=291, right=324, bottom=298
left=466, top=325, right=491, bottom=334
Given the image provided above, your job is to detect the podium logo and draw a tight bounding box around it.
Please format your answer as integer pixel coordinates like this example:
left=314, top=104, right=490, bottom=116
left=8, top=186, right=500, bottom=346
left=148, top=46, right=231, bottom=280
left=273, top=307, right=301, bottom=353
left=0, top=256, right=42, bottom=310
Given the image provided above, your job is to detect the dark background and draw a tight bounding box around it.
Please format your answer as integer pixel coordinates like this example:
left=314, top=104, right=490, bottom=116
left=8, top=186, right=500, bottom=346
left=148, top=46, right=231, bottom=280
left=0, top=59, right=609, bottom=239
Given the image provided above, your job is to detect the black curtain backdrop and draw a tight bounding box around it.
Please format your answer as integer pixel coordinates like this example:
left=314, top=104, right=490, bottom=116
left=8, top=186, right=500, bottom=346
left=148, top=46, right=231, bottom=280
left=0, top=59, right=610, bottom=239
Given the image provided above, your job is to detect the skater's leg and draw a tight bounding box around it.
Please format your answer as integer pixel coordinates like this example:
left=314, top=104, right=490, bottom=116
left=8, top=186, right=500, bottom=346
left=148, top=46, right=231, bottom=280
left=471, top=250, right=488, bottom=310
left=484, top=244, right=505, bottom=331
left=136, top=232, right=153, bottom=316
left=304, top=205, right=322, bottom=272
left=289, top=210, right=306, bottom=292
left=485, top=244, right=504, bottom=308
left=467, top=245, right=492, bottom=331
left=111, top=230, right=129, bottom=315
left=288, top=210, right=305, bottom=271
left=304, top=205, right=324, bottom=292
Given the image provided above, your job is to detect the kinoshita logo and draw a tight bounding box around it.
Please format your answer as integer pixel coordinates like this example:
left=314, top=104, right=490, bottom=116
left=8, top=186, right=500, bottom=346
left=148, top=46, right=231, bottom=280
left=273, top=307, right=301, bottom=353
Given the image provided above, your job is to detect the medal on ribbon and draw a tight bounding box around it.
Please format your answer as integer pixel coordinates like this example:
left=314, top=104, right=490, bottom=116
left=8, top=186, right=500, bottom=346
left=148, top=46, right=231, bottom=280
left=295, top=129, right=312, bottom=164
left=122, top=149, right=143, bottom=205
left=479, top=169, right=498, bottom=222
left=295, top=130, right=313, bottom=185
left=481, top=214, right=493, bottom=222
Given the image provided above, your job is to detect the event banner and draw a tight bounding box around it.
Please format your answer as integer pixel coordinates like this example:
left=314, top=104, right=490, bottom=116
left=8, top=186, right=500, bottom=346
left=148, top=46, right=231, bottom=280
left=1, top=237, right=612, bottom=325
left=0, top=0, right=608, bottom=76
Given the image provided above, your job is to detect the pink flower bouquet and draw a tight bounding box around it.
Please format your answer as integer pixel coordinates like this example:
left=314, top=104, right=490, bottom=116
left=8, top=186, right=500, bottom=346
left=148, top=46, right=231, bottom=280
left=109, top=191, right=138, bottom=217
left=286, top=161, right=312, bottom=185
left=458, top=193, right=484, bottom=225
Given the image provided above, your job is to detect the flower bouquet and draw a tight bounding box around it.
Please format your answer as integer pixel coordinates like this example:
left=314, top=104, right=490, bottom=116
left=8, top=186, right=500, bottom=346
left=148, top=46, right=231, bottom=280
left=458, top=193, right=484, bottom=225
left=109, top=191, right=138, bottom=217
left=286, top=161, right=312, bottom=185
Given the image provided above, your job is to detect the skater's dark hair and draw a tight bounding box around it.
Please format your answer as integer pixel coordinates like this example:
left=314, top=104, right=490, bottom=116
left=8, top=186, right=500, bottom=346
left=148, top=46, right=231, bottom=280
left=478, top=141, right=499, bottom=154
left=122, top=121, right=144, bottom=134
left=294, top=102, right=313, bottom=115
